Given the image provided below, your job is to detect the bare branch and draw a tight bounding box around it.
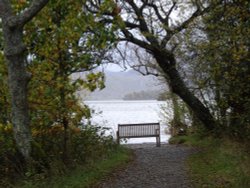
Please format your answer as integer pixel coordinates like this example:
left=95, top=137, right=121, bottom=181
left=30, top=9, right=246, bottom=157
left=126, top=0, right=158, bottom=45
left=131, top=64, right=159, bottom=77
left=160, top=2, right=217, bottom=48
left=120, top=28, right=153, bottom=51
left=147, top=2, right=165, bottom=23
left=130, top=47, right=160, bottom=77
left=165, top=1, right=177, bottom=23
left=173, top=4, right=213, bottom=35
left=124, top=21, right=139, bottom=29
left=140, top=0, right=148, bottom=13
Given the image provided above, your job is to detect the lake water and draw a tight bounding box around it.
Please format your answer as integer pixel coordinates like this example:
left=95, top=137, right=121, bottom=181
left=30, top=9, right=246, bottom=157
left=85, top=100, right=172, bottom=144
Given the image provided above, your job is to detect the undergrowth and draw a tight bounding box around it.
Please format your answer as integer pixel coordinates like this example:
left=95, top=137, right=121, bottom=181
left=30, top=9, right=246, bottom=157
left=19, top=146, right=132, bottom=188
left=169, top=135, right=250, bottom=188
left=0, top=125, right=132, bottom=188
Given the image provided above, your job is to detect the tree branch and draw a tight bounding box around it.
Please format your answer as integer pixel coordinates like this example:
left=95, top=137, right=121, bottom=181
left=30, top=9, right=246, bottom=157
left=131, top=47, right=160, bottom=77
left=160, top=2, right=216, bottom=48
left=124, top=21, right=139, bottom=29
left=173, top=4, right=213, bottom=35
left=126, top=0, right=158, bottom=46
left=99, top=18, right=139, bottom=29
left=0, top=0, right=12, bottom=18
left=120, top=28, right=153, bottom=51
left=7, top=0, right=49, bottom=28
left=147, top=2, right=165, bottom=23
left=165, top=1, right=177, bottom=24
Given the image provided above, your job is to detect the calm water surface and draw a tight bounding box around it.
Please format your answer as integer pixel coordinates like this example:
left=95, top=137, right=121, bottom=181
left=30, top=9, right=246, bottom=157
left=85, top=100, right=171, bottom=144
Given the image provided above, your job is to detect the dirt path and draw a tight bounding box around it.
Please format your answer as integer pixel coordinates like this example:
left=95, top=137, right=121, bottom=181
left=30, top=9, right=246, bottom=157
left=99, top=144, right=195, bottom=188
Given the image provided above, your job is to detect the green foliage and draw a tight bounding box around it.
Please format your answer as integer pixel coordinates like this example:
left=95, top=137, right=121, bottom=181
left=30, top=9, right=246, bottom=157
left=170, top=134, right=250, bottom=187
left=168, top=135, right=200, bottom=146
left=0, top=54, right=10, bottom=125
left=0, top=0, right=118, bottom=185
left=0, top=124, right=28, bottom=188
left=19, top=146, right=131, bottom=188
left=184, top=136, right=250, bottom=188
left=178, top=0, right=250, bottom=140
left=0, top=124, right=120, bottom=187
left=202, top=1, right=250, bottom=135
left=22, top=0, right=111, bottom=135
left=22, top=0, right=114, bottom=167
left=31, top=125, right=117, bottom=166
left=160, top=92, right=191, bottom=136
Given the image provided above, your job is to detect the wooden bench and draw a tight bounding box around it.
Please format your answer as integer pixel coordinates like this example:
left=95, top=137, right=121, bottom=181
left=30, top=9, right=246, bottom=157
left=116, top=123, right=161, bottom=147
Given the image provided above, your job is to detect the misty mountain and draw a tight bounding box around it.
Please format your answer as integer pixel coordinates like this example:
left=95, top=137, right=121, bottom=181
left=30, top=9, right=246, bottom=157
left=77, top=70, right=167, bottom=100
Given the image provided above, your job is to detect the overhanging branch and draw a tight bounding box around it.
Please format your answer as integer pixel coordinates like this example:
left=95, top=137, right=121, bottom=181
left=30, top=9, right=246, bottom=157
left=173, top=3, right=215, bottom=35
left=7, top=0, right=49, bottom=28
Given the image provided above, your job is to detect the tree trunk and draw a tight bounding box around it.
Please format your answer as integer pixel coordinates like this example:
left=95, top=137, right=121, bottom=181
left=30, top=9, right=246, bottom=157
left=1, top=0, right=49, bottom=163
left=0, top=95, right=9, bottom=124
left=3, top=25, right=32, bottom=160
left=60, top=86, right=71, bottom=164
left=169, top=90, right=181, bottom=136
left=154, top=50, right=216, bottom=131
left=62, top=116, right=70, bottom=164
left=171, top=92, right=181, bottom=123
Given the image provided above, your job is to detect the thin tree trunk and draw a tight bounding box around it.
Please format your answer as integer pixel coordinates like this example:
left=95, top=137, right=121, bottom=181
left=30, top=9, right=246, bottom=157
left=60, top=85, right=70, bottom=164
left=58, top=43, right=70, bottom=165
left=0, top=95, right=9, bottom=124
left=62, top=116, right=70, bottom=164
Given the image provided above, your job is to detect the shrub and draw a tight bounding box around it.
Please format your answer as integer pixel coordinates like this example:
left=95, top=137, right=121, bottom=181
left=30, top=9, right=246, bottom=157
left=0, top=123, right=118, bottom=186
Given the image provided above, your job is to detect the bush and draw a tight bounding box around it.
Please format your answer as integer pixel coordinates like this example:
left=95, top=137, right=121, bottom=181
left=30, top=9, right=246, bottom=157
left=0, top=124, right=25, bottom=185
left=0, top=123, right=118, bottom=187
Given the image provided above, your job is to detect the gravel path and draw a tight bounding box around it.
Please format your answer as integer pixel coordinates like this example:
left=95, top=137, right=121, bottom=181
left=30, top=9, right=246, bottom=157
left=99, top=144, right=195, bottom=188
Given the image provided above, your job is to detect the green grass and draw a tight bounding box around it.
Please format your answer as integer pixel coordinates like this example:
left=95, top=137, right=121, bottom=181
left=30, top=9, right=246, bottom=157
left=169, top=135, right=199, bottom=146
left=171, top=135, right=250, bottom=188
left=19, top=147, right=132, bottom=188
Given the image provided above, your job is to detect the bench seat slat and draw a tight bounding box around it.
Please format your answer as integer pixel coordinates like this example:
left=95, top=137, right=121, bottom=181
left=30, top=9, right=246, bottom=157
left=118, top=135, right=160, bottom=138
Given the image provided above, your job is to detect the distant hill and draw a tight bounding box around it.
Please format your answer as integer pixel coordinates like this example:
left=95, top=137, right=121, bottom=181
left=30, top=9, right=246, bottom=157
left=75, top=69, right=167, bottom=100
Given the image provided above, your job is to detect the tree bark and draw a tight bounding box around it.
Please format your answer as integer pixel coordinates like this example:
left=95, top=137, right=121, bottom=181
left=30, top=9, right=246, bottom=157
left=170, top=92, right=181, bottom=136
left=153, top=50, right=216, bottom=131
left=2, top=25, right=32, bottom=160
left=0, top=0, right=49, bottom=160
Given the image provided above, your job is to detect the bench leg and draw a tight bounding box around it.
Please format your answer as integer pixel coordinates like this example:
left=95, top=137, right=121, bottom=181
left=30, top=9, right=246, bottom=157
left=116, top=131, right=120, bottom=145
left=155, top=129, right=160, bottom=147
left=156, top=136, right=160, bottom=147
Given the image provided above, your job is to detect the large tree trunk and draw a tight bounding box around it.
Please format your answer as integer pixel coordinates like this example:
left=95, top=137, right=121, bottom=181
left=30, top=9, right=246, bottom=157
left=154, top=50, right=216, bottom=131
left=3, top=25, right=32, bottom=160
left=0, top=0, right=49, bottom=162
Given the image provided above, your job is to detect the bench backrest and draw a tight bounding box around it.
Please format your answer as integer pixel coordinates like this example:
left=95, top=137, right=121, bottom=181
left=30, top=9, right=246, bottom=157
left=118, top=123, right=160, bottom=138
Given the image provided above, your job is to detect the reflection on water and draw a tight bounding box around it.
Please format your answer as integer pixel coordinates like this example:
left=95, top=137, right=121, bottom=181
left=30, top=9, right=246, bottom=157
left=85, top=100, right=172, bottom=144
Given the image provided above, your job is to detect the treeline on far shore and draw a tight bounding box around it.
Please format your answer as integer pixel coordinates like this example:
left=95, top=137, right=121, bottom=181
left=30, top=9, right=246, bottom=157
left=123, top=90, right=168, bottom=101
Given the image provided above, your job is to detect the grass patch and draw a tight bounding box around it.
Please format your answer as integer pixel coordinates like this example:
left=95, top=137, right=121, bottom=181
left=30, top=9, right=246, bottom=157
left=19, top=146, right=132, bottom=188
left=168, top=134, right=206, bottom=146
left=174, top=135, right=250, bottom=188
